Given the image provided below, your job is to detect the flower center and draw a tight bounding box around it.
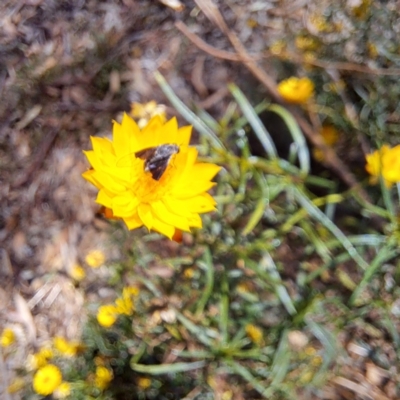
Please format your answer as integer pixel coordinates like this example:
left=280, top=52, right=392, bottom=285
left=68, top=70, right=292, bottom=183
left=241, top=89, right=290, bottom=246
left=131, top=164, right=173, bottom=203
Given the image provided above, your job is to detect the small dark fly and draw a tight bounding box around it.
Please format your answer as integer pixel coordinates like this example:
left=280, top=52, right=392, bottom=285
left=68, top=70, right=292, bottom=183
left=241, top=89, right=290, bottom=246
left=135, top=144, right=179, bottom=180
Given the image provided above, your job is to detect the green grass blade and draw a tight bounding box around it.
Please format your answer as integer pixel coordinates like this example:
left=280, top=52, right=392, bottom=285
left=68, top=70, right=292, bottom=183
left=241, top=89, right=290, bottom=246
left=293, top=186, right=369, bottom=271
left=154, top=71, right=225, bottom=150
left=195, top=247, right=215, bottom=317
left=268, top=104, right=310, bottom=175
left=228, top=83, right=278, bottom=159
left=260, top=253, right=297, bottom=315
left=350, top=245, right=399, bottom=305
left=226, top=360, right=268, bottom=396
left=131, top=361, right=205, bottom=374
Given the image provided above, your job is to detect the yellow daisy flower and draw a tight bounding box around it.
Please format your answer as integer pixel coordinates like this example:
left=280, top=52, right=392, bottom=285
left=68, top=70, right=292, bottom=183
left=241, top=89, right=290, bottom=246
left=97, top=304, right=118, bottom=327
left=33, top=364, right=62, bottom=396
left=85, top=249, right=106, bottom=268
left=312, top=125, right=340, bottom=162
left=53, top=336, right=80, bottom=357
left=278, top=77, right=314, bottom=104
left=245, top=324, right=263, bottom=345
left=7, top=377, right=25, bottom=394
left=54, top=382, right=71, bottom=398
left=82, top=114, right=221, bottom=239
left=70, top=263, right=86, bottom=281
left=115, top=295, right=134, bottom=315
left=94, top=366, right=113, bottom=390
left=27, top=348, right=54, bottom=370
left=137, top=376, right=152, bottom=390
left=1, top=328, right=15, bottom=347
left=131, top=101, right=167, bottom=129
left=365, top=144, right=400, bottom=188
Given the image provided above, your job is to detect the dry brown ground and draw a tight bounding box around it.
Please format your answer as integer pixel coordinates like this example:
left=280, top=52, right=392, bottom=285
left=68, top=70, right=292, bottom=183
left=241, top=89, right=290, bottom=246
left=0, top=1, right=398, bottom=399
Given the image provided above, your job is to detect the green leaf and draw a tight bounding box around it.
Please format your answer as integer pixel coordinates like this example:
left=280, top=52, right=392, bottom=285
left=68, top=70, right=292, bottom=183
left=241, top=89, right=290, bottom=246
left=130, top=361, right=205, bottom=374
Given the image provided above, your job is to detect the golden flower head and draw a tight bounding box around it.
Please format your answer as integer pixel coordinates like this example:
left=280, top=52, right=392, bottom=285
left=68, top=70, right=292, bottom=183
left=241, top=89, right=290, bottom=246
left=53, top=336, right=81, bottom=357
left=278, top=77, right=314, bottom=104
left=94, top=366, right=113, bottom=390
left=245, top=324, right=263, bottom=345
left=27, top=347, right=54, bottom=370
left=137, top=376, right=152, bottom=390
left=33, top=364, right=62, bottom=396
left=365, top=144, right=400, bottom=188
left=1, top=328, right=15, bottom=347
left=312, top=125, right=340, bottom=162
left=131, top=101, right=167, bottom=129
left=70, top=264, right=86, bottom=281
left=83, top=114, right=221, bottom=239
left=85, top=249, right=106, bottom=268
left=97, top=304, right=118, bottom=327
left=54, top=382, right=71, bottom=399
left=7, top=377, right=25, bottom=394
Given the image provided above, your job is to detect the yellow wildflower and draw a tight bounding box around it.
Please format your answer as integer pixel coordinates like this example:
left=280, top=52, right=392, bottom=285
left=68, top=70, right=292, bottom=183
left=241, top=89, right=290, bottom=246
left=27, top=348, right=54, bottom=370
left=82, top=114, right=221, bottom=239
left=94, top=366, right=113, bottom=390
left=295, top=35, right=319, bottom=51
left=183, top=267, right=194, bottom=278
left=85, top=249, right=106, bottom=268
left=365, top=145, right=400, bottom=188
left=1, top=328, right=15, bottom=347
left=97, top=304, right=118, bottom=327
left=123, top=286, right=140, bottom=297
left=53, top=336, right=80, bottom=357
left=270, top=39, right=286, bottom=56
left=312, top=125, right=340, bottom=162
left=308, top=14, right=329, bottom=32
left=137, top=376, right=152, bottom=390
left=245, top=324, right=263, bottom=345
left=7, top=377, right=25, bottom=394
left=115, top=295, right=134, bottom=315
left=278, top=77, right=314, bottom=104
left=33, top=364, right=62, bottom=396
left=54, top=382, right=71, bottom=399
left=70, top=264, right=86, bottom=281
left=131, top=101, right=167, bottom=129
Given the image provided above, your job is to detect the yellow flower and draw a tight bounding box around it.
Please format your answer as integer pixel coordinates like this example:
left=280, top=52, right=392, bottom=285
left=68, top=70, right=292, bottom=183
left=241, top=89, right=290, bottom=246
left=312, top=125, right=340, bottom=162
left=97, top=304, right=118, bottom=327
left=70, top=264, right=86, bottom=281
left=53, top=336, right=80, bottom=357
left=123, top=286, right=140, bottom=297
left=245, top=324, right=263, bottom=345
left=82, top=114, right=221, bottom=239
left=1, top=328, right=15, bottom=347
left=54, top=382, right=71, bottom=398
left=278, top=77, right=314, bottom=104
left=33, top=364, right=62, bottom=396
left=115, top=295, right=134, bottom=315
left=85, top=249, right=106, bottom=268
left=7, top=377, right=25, bottom=394
left=27, top=348, right=54, bottom=370
left=366, top=145, right=400, bottom=188
left=94, top=366, right=113, bottom=390
left=137, top=376, right=152, bottom=390
left=131, top=101, right=167, bottom=129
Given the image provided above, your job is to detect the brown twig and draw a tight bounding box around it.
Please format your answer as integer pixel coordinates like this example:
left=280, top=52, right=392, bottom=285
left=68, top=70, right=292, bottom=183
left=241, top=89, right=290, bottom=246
left=175, top=20, right=240, bottom=61
left=192, top=0, right=372, bottom=203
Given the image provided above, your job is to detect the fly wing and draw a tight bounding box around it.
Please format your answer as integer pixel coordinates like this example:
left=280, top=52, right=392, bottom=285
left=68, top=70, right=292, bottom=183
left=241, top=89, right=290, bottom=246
left=134, top=148, right=157, bottom=160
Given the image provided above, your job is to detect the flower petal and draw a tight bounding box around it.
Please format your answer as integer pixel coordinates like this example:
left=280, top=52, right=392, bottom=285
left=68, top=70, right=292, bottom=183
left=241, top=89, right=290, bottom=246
left=113, top=114, right=141, bottom=157
left=138, top=203, right=154, bottom=230
left=123, top=213, right=143, bottom=230
left=151, top=201, right=190, bottom=231
left=112, top=194, right=140, bottom=218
